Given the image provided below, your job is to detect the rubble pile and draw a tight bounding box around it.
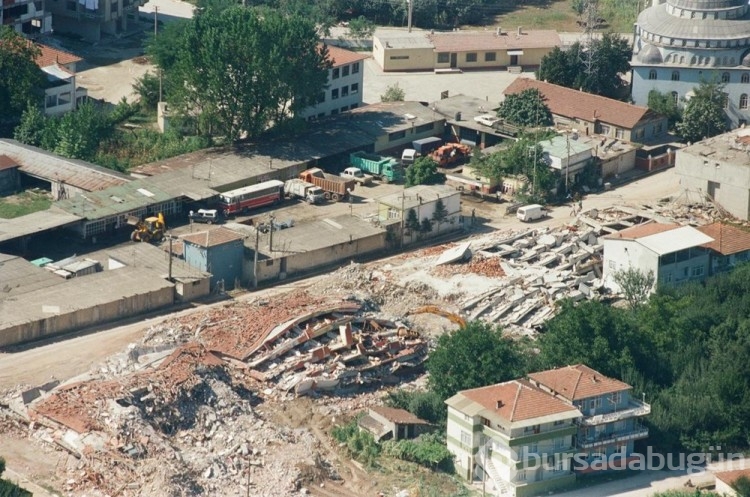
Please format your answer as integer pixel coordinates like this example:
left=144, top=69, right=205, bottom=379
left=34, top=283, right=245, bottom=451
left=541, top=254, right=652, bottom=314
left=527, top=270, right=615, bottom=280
left=17, top=343, right=333, bottom=496
left=432, top=254, right=506, bottom=278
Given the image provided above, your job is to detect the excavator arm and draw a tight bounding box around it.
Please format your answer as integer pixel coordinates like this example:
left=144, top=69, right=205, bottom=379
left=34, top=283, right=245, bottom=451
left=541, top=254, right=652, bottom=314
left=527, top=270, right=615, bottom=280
left=406, top=306, right=466, bottom=328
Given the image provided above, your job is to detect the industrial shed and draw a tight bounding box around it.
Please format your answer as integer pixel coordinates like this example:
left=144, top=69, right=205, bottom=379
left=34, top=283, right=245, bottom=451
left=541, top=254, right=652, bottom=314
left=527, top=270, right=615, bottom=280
left=230, top=215, right=386, bottom=284
left=0, top=264, right=175, bottom=347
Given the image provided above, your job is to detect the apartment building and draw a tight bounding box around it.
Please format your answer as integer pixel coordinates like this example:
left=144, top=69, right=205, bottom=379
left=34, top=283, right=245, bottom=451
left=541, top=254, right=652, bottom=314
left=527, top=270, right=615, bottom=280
left=297, top=45, right=368, bottom=120
left=446, top=380, right=582, bottom=497
left=0, top=0, right=51, bottom=37
left=528, top=365, right=651, bottom=472
left=48, top=0, right=145, bottom=42
left=36, top=43, right=86, bottom=115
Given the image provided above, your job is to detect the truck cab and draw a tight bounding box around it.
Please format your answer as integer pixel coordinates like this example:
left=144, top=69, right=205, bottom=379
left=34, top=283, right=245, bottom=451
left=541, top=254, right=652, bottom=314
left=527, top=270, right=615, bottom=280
left=401, top=149, right=417, bottom=166
left=341, top=167, right=373, bottom=186
left=306, top=186, right=326, bottom=204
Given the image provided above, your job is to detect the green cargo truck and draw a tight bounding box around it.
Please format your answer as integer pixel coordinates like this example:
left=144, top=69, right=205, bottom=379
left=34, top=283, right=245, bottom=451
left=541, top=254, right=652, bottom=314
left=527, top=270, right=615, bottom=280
left=349, top=151, right=404, bottom=183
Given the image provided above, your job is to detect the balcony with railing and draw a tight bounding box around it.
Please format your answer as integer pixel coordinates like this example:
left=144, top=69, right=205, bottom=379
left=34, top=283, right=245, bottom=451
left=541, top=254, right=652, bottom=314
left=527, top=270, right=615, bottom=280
left=578, top=399, right=651, bottom=426
left=577, top=423, right=649, bottom=449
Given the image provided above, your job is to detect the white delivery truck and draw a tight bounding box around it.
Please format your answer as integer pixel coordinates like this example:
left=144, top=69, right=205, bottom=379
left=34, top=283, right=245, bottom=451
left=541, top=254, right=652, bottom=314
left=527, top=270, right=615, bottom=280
left=284, top=179, right=326, bottom=204
left=516, top=204, right=547, bottom=222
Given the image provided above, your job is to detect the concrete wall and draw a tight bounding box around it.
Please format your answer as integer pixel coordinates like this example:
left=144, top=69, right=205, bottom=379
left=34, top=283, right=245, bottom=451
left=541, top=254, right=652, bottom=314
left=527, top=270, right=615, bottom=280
left=0, top=284, right=174, bottom=347
left=250, top=231, right=386, bottom=283
left=716, top=478, right=739, bottom=497
left=676, top=150, right=750, bottom=220
left=184, top=240, right=244, bottom=290
left=373, top=121, right=446, bottom=154
left=600, top=148, right=637, bottom=179
left=175, top=277, right=211, bottom=302
left=373, top=36, right=434, bottom=71
left=44, top=77, right=77, bottom=116
left=433, top=46, right=552, bottom=70
left=602, top=239, right=658, bottom=292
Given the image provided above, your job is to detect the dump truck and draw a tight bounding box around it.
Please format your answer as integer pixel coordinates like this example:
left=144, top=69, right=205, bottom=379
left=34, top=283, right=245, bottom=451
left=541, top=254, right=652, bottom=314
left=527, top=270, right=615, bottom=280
left=284, top=178, right=325, bottom=204
left=349, top=151, right=403, bottom=183
left=129, top=212, right=166, bottom=243
left=299, top=168, right=355, bottom=202
left=430, top=143, right=472, bottom=168
left=341, top=167, right=374, bottom=186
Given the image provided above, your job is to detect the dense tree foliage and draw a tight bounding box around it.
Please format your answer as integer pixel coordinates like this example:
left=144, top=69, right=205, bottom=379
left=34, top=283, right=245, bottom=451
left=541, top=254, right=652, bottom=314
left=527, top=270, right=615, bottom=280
left=426, top=321, right=532, bottom=400
left=405, top=157, right=443, bottom=187
left=148, top=6, right=329, bottom=142
left=538, top=33, right=631, bottom=99
left=648, top=90, right=682, bottom=129
left=538, top=263, right=750, bottom=452
left=497, top=89, right=552, bottom=127
left=0, top=27, right=45, bottom=128
left=677, top=80, right=728, bottom=144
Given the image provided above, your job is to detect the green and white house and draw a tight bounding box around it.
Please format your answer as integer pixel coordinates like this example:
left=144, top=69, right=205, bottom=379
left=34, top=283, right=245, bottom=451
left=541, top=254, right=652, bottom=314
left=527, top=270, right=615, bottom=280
left=445, top=380, right=582, bottom=497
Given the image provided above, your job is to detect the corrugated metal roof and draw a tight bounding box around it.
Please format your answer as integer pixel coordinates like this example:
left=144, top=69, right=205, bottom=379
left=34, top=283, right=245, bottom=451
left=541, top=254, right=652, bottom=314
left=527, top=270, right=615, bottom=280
left=85, top=242, right=210, bottom=281
left=637, top=225, right=714, bottom=255
left=55, top=180, right=173, bottom=219
left=0, top=207, right=83, bottom=243
left=0, top=140, right=130, bottom=192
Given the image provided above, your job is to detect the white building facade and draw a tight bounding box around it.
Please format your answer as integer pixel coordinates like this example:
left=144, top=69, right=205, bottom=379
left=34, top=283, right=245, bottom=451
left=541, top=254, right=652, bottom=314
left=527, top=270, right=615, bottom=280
left=298, top=45, right=367, bottom=120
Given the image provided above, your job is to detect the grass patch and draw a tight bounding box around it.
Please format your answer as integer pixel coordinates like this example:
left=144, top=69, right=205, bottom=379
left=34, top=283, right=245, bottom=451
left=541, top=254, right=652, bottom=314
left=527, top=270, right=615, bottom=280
left=488, top=0, right=637, bottom=34
left=0, top=190, right=52, bottom=219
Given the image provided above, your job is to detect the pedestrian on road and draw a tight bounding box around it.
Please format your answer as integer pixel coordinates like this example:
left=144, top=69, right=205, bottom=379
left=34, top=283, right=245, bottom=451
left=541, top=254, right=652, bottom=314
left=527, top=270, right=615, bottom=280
left=578, top=199, right=583, bottom=212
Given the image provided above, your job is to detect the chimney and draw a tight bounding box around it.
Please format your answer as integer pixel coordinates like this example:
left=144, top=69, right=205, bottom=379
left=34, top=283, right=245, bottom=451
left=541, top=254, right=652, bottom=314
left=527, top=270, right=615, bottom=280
left=592, top=375, right=599, bottom=383
left=517, top=26, right=523, bottom=35
left=496, top=27, right=502, bottom=36
left=496, top=400, right=504, bottom=409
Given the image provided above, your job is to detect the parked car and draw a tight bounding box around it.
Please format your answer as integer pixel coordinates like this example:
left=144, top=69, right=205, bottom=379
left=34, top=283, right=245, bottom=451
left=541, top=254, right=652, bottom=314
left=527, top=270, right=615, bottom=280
left=257, top=218, right=295, bottom=233
left=189, top=209, right=222, bottom=224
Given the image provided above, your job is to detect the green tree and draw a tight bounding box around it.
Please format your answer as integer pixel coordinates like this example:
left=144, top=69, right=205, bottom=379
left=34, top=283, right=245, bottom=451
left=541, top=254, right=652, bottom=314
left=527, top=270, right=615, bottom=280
left=420, top=217, right=433, bottom=234
left=405, top=207, right=420, bottom=235
left=538, top=46, right=580, bottom=89
left=472, top=149, right=505, bottom=185
left=497, top=88, right=552, bottom=127
left=427, top=321, right=530, bottom=400
left=133, top=72, right=162, bottom=110
left=677, top=80, right=728, bottom=143
left=151, top=7, right=329, bottom=142
left=14, top=103, right=49, bottom=147
left=613, top=267, right=655, bottom=310
left=0, top=27, right=45, bottom=126
left=733, top=475, right=750, bottom=497
left=501, top=138, right=557, bottom=197
left=583, top=32, right=632, bottom=99
left=381, top=83, right=405, bottom=102
left=405, top=156, right=443, bottom=187
left=647, top=90, right=682, bottom=129
left=386, top=389, right=446, bottom=426
left=347, top=16, right=376, bottom=39
left=54, top=101, right=114, bottom=161
left=0, top=457, right=32, bottom=497
left=431, top=198, right=448, bottom=234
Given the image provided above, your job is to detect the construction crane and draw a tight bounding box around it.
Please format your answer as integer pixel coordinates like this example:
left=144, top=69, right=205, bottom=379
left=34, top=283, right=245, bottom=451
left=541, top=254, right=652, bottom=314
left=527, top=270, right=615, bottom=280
left=406, top=306, right=467, bottom=328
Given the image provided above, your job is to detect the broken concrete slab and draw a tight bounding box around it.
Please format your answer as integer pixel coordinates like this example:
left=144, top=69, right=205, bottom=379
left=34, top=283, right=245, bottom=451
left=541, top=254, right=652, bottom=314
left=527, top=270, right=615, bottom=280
left=435, top=242, right=472, bottom=265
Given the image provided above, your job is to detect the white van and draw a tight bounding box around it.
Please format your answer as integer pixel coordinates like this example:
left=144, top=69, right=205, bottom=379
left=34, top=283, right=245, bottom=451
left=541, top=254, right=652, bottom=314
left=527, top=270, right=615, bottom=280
left=516, top=204, right=546, bottom=222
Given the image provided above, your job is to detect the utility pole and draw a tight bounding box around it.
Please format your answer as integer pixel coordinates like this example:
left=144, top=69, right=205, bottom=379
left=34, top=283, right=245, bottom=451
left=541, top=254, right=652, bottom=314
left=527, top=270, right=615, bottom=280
left=565, top=132, right=571, bottom=193
left=168, top=235, right=173, bottom=282
left=400, top=189, right=405, bottom=248
left=253, top=227, right=259, bottom=289
left=407, top=0, right=413, bottom=33
left=268, top=214, right=275, bottom=252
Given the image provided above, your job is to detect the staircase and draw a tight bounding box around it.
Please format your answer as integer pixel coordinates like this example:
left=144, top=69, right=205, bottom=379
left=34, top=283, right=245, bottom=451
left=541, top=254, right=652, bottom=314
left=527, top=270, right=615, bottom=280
left=478, top=447, right=511, bottom=495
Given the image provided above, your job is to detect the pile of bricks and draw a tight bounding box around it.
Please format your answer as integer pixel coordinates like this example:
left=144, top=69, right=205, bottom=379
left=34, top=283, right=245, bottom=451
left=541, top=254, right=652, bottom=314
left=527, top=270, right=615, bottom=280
left=431, top=254, right=506, bottom=279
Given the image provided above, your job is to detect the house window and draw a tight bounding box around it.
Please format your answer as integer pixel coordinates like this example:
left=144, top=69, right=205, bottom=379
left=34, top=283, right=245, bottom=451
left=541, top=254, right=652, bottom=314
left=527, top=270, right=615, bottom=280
left=389, top=130, right=407, bottom=141
left=341, top=86, right=349, bottom=98
left=615, top=128, right=624, bottom=139
left=741, top=94, right=748, bottom=109
left=350, top=103, right=358, bottom=110
left=415, top=123, right=434, bottom=133
left=485, top=52, right=496, bottom=62
left=589, top=397, right=602, bottom=410
left=342, top=65, right=350, bottom=77
left=437, top=52, right=450, bottom=63
left=671, top=70, right=680, bottom=81
left=671, top=91, right=679, bottom=104
left=648, top=69, right=657, bottom=80
left=331, top=109, right=338, bottom=115
left=58, top=92, right=71, bottom=106
left=317, top=92, right=325, bottom=104
left=332, top=68, right=340, bottom=79
left=466, top=52, right=478, bottom=62
left=390, top=55, right=409, bottom=60
left=600, top=124, right=611, bottom=135
left=721, top=72, right=730, bottom=83
left=524, top=424, right=541, bottom=433
left=742, top=73, right=749, bottom=83
left=352, top=62, right=360, bottom=74
left=517, top=470, right=526, bottom=481
left=655, top=123, right=663, bottom=134
left=610, top=391, right=622, bottom=405
left=351, top=83, right=359, bottom=94
left=341, top=106, right=349, bottom=113
left=460, top=430, right=471, bottom=446
left=331, top=88, right=339, bottom=100
left=46, top=94, right=57, bottom=108
left=554, top=437, right=565, bottom=449
left=692, top=265, right=705, bottom=277
left=608, top=260, right=617, bottom=270
left=528, top=443, right=538, bottom=454
left=553, top=419, right=566, bottom=426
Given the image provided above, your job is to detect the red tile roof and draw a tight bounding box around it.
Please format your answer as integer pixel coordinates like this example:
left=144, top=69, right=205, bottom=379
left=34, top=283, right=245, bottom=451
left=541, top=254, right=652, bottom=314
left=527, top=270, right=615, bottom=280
left=323, top=44, right=368, bottom=67
left=528, top=365, right=631, bottom=401
left=460, top=379, right=578, bottom=422
left=503, top=78, right=656, bottom=130
left=716, top=468, right=750, bottom=486
left=697, top=222, right=750, bottom=256
left=182, top=227, right=244, bottom=248
left=34, top=43, right=82, bottom=68
left=370, top=406, right=429, bottom=425
left=605, top=221, right=680, bottom=240
left=429, top=30, right=561, bottom=52
left=0, top=154, right=19, bottom=171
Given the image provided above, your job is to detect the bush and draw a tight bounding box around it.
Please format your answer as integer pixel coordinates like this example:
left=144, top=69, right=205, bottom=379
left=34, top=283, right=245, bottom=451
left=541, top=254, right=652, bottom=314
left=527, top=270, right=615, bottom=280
left=382, top=432, right=454, bottom=471
left=331, top=417, right=380, bottom=467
